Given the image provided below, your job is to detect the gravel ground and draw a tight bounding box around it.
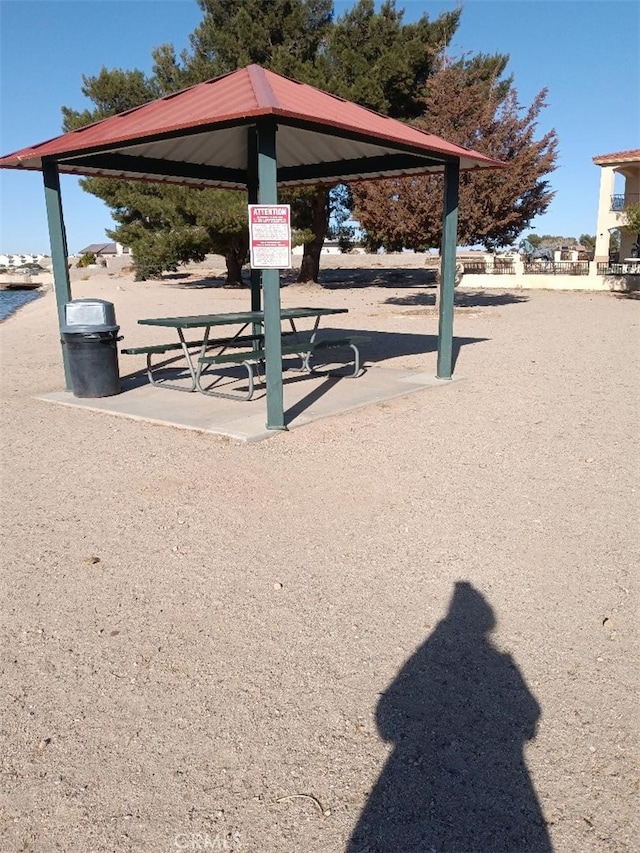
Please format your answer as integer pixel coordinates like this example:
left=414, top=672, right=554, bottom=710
left=1, top=259, right=638, bottom=853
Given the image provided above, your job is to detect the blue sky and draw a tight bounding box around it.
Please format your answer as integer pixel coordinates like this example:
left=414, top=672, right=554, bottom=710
left=0, top=0, right=638, bottom=254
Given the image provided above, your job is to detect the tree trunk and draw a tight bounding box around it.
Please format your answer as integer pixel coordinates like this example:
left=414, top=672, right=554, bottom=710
left=297, top=190, right=330, bottom=283
left=434, top=262, right=464, bottom=313
left=225, top=250, right=245, bottom=285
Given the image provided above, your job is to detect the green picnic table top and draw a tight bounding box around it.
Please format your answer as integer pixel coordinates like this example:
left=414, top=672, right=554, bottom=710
left=138, top=306, right=348, bottom=329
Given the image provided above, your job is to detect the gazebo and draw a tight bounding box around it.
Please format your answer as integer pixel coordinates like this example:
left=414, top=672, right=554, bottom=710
left=0, top=65, right=504, bottom=429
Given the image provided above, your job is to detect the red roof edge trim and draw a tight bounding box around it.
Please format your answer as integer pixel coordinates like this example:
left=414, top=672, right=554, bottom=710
left=247, top=65, right=282, bottom=110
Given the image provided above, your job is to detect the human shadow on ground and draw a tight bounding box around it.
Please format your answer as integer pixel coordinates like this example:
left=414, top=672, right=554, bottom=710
left=347, top=582, right=552, bottom=853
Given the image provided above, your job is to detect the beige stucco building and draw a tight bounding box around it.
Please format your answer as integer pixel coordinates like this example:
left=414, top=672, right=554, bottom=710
left=593, top=148, right=640, bottom=262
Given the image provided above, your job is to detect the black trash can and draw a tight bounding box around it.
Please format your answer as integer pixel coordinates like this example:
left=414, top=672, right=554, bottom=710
left=61, top=299, right=122, bottom=397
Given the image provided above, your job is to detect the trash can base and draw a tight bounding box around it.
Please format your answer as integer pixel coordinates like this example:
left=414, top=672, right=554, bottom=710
left=62, top=331, right=121, bottom=398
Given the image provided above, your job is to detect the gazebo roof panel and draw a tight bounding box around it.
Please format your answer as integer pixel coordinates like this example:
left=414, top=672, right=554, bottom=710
left=0, top=65, right=504, bottom=180
left=117, top=125, right=249, bottom=171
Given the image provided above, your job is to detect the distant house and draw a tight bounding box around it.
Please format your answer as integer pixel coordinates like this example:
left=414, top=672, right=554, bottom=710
left=78, top=242, right=130, bottom=257
left=593, top=148, right=640, bottom=262
left=291, top=239, right=342, bottom=256
left=0, top=252, right=47, bottom=267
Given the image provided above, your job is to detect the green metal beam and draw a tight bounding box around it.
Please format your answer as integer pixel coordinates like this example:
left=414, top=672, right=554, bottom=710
left=61, top=152, right=246, bottom=187
left=64, top=149, right=443, bottom=190
left=278, top=152, right=443, bottom=184
left=257, top=119, right=285, bottom=430
left=436, top=160, right=460, bottom=380
left=42, top=160, right=73, bottom=389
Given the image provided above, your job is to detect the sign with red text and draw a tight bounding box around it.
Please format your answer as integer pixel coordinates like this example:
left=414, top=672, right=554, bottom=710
left=248, top=204, right=292, bottom=269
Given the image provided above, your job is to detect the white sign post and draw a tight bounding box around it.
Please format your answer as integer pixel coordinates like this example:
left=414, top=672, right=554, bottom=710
left=248, top=204, right=292, bottom=269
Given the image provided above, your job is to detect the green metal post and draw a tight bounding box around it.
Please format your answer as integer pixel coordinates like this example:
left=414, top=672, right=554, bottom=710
left=437, top=160, right=460, bottom=379
left=42, top=160, right=73, bottom=389
left=247, top=127, right=261, bottom=320
left=257, top=119, right=285, bottom=430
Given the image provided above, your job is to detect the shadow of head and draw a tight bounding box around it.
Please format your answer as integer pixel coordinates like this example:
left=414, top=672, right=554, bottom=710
left=447, top=579, right=497, bottom=634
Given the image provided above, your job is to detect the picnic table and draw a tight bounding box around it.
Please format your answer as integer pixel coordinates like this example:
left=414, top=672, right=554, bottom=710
left=123, top=307, right=367, bottom=399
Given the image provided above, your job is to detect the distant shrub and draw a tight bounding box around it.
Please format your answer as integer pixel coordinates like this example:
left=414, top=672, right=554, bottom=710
left=77, top=252, right=97, bottom=268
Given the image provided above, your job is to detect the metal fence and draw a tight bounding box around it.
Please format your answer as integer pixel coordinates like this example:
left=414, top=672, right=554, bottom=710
left=461, top=261, right=515, bottom=275
left=523, top=261, right=590, bottom=276
left=597, top=262, right=640, bottom=276
left=461, top=260, right=589, bottom=276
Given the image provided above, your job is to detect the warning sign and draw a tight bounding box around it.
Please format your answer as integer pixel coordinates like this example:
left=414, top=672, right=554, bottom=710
left=248, top=204, right=292, bottom=269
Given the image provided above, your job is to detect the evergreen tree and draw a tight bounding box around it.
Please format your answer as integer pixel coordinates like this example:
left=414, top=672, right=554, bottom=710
left=63, top=0, right=462, bottom=283
left=61, top=62, right=252, bottom=282
left=324, top=0, right=460, bottom=118
left=68, top=3, right=547, bottom=278
left=183, top=0, right=333, bottom=84
left=62, top=2, right=335, bottom=282
left=295, top=0, right=460, bottom=281
left=351, top=56, right=558, bottom=251
left=288, top=0, right=460, bottom=280
left=179, top=0, right=336, bottom=283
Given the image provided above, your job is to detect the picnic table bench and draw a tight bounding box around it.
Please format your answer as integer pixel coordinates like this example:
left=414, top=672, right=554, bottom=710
left=121, top=333, right=265, bottom=391
left=122, top=307, right=367, bottom=399
left=197, top=335, right=369, bottom=399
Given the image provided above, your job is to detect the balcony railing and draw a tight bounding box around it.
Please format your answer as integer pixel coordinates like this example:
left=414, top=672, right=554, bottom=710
left=610, top=193, right=640, bottom=211
left=460, top=260, right=515, bottom=275
left=524, top=261, right=590, bottom=275
left=597, top=261, right=640, bottom=275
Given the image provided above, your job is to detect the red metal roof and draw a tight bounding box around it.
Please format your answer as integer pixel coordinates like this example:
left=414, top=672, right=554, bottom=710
left=0, top=65, right=504, bottom=186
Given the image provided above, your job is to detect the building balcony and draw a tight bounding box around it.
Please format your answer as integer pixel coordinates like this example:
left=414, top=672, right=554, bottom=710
left=610, top=193, right=640, bottom=211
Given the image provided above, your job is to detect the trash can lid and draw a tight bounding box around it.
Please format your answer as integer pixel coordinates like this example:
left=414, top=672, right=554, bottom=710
left=63, top=298, right=118, bottom=333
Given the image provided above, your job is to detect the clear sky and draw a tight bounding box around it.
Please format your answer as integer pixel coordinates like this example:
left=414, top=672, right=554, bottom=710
left=0, top=0, right=638, bottom=254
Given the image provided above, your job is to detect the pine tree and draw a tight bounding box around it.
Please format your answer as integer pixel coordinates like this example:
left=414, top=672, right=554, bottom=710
left=180, top=0, right=336, bottom=283
left=289, top=0, right=460, bottom=280
left=324, top=0, right=460, bottom=118
left=62, top=2, right=336, bottom=282
left=351, top=56, right=558, bottom=251
left=61, top=62, right=252, bottom=282
left=64, top=3, right=504, bottom=280
left=183, top=0, right=333, bottom=84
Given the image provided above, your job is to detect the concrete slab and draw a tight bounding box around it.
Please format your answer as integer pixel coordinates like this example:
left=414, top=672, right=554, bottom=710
left=37, top=366, right=452, bottom=442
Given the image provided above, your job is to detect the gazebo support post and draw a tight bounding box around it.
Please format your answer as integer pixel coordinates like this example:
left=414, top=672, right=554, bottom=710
left=42, top=160, right=73, bottom=390
left=437, top=159, right=460, bottom=380
left=247, top=128, right=261, bottom=324
left=257, top=119, right=285, bottom=430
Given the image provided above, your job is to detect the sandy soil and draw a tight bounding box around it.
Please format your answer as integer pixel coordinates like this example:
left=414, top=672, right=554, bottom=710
left=1, top=257, right=638, bottom=853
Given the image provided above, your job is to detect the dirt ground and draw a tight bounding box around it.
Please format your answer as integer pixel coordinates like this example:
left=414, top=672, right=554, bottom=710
left=1, top=257, right=638, bottom=852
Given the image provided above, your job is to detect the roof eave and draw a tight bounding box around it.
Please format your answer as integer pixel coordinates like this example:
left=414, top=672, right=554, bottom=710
left=0, top=105, right=506, bottom=174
